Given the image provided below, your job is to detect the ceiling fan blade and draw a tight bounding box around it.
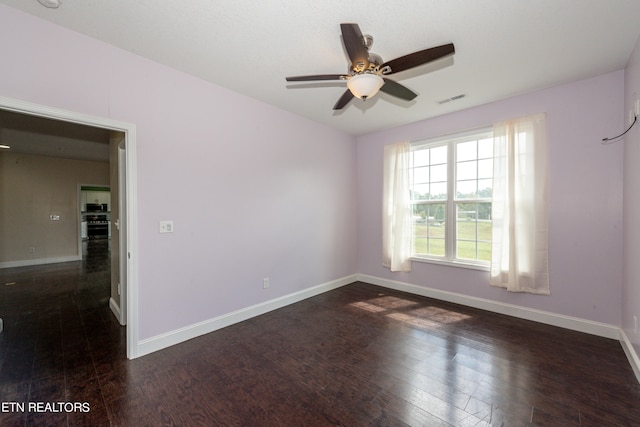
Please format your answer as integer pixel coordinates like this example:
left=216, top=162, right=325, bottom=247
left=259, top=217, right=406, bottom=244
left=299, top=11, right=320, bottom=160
left=380, top=78, right=418, bottom=101
left=380, top=43, right=455, bottom=75
left=340, top=23, right=369, bottom=71
left=333, top=89, right=355, bottom=110
left=286, top=74, right=347, bottom=82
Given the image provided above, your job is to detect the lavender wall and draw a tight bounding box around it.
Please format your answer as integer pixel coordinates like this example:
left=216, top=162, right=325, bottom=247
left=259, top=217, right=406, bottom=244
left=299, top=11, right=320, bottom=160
left=623, top=36, right=640, bottom=354
left=357, top=71, right=625, bottom=325
left=0, top=3, right=630, bottom=349
left=0, top=5, right=358, bottom=340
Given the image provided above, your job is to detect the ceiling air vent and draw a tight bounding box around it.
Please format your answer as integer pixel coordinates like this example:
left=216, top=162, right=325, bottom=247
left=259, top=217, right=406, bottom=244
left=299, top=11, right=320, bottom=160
left=438, top=94, right=466, bottom=105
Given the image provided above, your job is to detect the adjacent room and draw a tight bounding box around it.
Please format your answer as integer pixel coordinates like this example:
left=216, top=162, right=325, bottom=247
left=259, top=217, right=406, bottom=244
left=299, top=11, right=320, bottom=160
left=1, top=1, right=640, bottom=425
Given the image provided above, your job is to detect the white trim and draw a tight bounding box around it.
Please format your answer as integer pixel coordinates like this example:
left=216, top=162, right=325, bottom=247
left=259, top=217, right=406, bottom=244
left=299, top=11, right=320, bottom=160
left=122, top=126, right=139, bottom=359
left=410, top=256, right=490, bottom=272
left=412, top=125, right=493, bottom=148
left=0, top=95, right=139, bottom=360
left=117, top=143, right=127, bottom=328
left=362, top=274, right=640, bottom=383
left=0, top=96, right=133, bottom=131
left=357, top=274, right=620, bottom=339
left=136, top=274, right=357, bottom=358
left=0, top=255, right=81, bottom=269
left=109, top=297, right=124, bottom=325
left=620, top=329, right=640, bottom=384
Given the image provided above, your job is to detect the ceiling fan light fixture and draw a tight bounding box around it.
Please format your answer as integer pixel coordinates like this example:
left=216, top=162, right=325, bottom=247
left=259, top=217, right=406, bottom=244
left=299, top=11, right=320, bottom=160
left=347, top=74, right=384, bottom=100
left=285, top=23, right=455, bottom=110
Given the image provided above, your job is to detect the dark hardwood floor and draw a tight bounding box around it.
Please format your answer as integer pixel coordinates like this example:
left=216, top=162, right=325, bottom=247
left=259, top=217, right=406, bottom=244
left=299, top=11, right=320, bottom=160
left=1, top=242, right=640, bottom=426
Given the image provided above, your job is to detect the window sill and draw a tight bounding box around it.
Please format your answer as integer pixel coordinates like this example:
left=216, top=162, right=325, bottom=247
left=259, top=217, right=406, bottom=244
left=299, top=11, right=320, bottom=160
left=410, top=256, right=490, bottom=272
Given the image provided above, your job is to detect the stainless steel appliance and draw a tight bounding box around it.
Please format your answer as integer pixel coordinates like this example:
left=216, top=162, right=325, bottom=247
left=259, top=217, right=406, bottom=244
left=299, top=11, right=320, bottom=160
left=86, top=214, right=109, bottom=239
left=85, top=203, right=108, bottom=212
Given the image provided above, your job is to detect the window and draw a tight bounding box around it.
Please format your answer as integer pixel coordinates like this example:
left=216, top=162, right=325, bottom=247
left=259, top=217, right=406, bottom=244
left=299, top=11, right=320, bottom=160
left=409, top=128, right=494, bottom=266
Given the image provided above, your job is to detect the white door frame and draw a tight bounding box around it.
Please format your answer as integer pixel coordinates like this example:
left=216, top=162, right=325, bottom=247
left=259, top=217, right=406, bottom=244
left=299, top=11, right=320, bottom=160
left=118, top=141, right=127, bottom=326
left=0, top=96, right=140, bottom=359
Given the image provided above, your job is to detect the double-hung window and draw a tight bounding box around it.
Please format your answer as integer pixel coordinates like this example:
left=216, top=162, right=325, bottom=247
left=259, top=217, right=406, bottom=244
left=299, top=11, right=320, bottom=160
left=409, top=128, right=494, bottom=267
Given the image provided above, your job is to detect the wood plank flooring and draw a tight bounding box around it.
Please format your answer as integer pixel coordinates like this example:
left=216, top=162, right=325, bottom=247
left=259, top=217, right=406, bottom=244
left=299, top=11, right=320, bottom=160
left=1, top=241, right=639, bottom=426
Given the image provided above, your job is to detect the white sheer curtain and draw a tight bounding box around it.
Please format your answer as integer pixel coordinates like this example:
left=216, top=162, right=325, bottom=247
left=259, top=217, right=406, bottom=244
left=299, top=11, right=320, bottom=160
left=382, top=141, right=412, bottom=272
left=490, top=113, right=550, bottom=294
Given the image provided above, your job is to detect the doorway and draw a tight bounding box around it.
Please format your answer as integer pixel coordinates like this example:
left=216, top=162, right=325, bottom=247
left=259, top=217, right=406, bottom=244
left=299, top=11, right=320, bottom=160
left=0, top=96, right=138, bottom=358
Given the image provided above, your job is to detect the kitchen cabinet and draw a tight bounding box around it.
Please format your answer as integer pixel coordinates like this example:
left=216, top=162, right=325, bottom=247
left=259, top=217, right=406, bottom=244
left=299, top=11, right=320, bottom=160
left=81, top=189, right=110, bottom=211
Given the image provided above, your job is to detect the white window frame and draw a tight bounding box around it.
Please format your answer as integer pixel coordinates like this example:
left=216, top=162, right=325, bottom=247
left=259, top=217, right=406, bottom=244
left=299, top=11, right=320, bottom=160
left=409, top=127, right=493, bottom=271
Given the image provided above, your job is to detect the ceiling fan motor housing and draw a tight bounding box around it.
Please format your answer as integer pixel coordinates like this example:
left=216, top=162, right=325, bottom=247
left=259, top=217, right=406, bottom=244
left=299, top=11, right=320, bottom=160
left=351, top=34, right=383, bottom=74
left=350, top=54, right=382, bottom=75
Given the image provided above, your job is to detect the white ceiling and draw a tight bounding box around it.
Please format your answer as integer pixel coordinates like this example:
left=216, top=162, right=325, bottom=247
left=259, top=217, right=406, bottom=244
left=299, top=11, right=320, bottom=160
left=1, top=0, right=640, bottom=138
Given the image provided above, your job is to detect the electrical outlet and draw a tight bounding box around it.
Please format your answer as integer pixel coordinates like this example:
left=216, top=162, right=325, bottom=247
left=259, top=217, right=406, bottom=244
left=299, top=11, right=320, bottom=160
left=263, top=278, right=270, bottom=289
left=634, top=315, right=638, bottom=334
left=635, top=99, right=640, bottom=117
left=159, top=220, right=174, bottom=233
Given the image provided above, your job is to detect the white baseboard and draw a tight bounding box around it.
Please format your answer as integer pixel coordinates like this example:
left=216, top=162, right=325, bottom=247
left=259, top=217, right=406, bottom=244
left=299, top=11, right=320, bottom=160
left=133, top=271, right=637, bottom=382
left=0, top=255, right=81, bottom=269
left=109, top=297, right=125, bottom=326
left=620, top=329, right=640, bottom=384
left=135, top=274, right=357, bottom=358
left=357, top=274, right=621, bottom=340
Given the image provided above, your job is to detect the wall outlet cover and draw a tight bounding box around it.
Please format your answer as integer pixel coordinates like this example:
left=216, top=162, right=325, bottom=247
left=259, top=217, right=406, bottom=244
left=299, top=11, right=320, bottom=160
left=159, top=220, right=174, bottom=233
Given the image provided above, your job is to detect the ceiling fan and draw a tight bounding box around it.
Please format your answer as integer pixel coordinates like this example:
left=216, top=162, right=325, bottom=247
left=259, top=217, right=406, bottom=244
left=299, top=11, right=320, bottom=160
left=285, top=23, right=455, bottom=110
